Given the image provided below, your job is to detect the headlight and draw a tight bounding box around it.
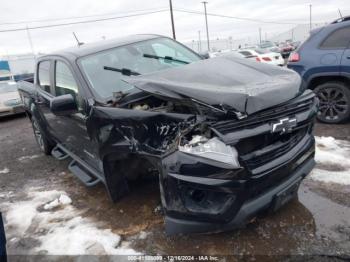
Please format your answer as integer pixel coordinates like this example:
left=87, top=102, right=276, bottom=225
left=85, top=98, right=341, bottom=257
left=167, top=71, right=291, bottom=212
left=4, top=98, right=22, bottom=107
left=179, top=136, right=240, bottom=168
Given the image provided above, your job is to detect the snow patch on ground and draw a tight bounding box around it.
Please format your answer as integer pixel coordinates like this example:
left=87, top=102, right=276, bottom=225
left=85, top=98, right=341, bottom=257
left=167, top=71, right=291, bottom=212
left=311, top=136, right=350, bottom=185
left=1, top=188, right=140, bottom=255
left=17, top=154, right=40, bottom=162
left=0, top=191, right=13, bottom=199
left=138, top=231, right=149, bottom=240
left=311, top=168, right=350, bottom=185
left=315, top=136, right=350, bottom=168
left=43, top=194, right=72, bottom=210
left=0, top=167, right=9, bottom=174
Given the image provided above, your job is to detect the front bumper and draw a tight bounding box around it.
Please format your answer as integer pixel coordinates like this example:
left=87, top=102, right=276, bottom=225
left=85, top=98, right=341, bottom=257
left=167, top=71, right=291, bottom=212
left=163, top=136, right=315, bottom=235
left=165, top=157, right=314, bottom=235
left=160, top=91, right=317, bottom=235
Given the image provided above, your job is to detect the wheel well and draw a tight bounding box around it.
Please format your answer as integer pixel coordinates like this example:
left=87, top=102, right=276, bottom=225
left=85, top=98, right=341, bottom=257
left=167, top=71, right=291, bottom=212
left=26, top=110, right=32, bottom=119
left=102, top=153, right=159, bottom=202
left=308, top=76, right=350, bottom=90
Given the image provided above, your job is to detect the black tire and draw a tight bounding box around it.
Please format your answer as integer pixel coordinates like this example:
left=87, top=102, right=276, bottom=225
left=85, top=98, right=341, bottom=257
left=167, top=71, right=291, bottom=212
left=31, top=116, right=54, bottom=155
left=314, top=81, right=350, bottom=124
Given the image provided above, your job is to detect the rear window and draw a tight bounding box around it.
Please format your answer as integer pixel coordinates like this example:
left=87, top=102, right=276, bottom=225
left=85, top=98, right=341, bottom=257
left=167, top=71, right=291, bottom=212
left=294, top=27, right=323, bottom=52
left=255, top=49, right=269, bottom=54
left=239, top=51, right=252, bottom=56
left=320, top=26, right=350, bottom=49
left=38, top=61, right=51, bottom=93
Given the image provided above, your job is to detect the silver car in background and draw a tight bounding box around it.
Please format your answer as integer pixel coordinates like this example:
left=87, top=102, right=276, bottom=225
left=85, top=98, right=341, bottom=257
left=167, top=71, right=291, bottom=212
left=0, top=81, right=24, bottom=117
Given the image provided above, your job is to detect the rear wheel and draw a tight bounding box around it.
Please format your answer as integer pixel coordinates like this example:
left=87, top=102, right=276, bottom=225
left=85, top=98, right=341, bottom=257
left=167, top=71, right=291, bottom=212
left=31, top=116, right=54, bottom=155
left=314, top=82, right=350, bottom=124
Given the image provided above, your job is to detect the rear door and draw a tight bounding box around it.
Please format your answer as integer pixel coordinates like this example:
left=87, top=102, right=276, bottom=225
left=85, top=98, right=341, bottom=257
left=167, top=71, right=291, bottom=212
left=319, top=26, right=350, bottom=73
left=339, top=26, right=350, bottom=77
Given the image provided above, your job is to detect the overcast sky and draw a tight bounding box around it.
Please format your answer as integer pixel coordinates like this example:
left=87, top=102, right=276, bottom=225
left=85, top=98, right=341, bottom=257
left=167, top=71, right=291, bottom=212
left=0, top=0, right=349, bottom=55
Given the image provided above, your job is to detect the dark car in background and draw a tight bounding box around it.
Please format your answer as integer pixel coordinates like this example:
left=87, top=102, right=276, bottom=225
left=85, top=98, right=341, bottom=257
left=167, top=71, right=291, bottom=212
left=288, top=17, right=350, bottom=123
left=279, top=42, right=294, bottom=58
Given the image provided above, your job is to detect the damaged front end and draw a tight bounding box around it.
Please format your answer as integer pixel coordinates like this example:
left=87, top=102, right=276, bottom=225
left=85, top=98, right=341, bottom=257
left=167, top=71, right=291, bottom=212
left=87, top=90, right=317, bottom=235
left=86, top=56, right=318, bottom=235
left=161, top=91, right=317, bottom=235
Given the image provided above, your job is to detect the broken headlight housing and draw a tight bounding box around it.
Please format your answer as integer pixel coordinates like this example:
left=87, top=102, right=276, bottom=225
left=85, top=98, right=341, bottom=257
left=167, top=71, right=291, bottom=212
left=179, top=136, right=240, bottom=168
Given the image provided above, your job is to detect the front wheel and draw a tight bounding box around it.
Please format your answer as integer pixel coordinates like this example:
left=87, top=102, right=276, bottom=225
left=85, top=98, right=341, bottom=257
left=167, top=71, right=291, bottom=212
left=31, top=117, right=54, bottom=155
left=314, top=81, right=350, bottom=124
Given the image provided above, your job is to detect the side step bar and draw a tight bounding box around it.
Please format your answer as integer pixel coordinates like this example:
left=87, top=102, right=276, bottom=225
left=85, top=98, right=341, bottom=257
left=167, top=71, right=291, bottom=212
left=51, top=144, right=105, bottom=187
left=51, top=146, right=69, bottom=160
left=68, top=160, right=101, bottom=187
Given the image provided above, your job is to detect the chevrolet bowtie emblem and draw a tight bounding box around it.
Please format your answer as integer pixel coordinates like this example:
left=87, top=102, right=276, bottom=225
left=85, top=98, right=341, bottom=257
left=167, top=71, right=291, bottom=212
left=271, top=117, right=297, bottom=134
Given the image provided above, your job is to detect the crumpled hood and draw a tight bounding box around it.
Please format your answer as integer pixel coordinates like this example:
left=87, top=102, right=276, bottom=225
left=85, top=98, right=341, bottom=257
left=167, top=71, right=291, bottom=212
left=124, top=55, right=302, bottom=115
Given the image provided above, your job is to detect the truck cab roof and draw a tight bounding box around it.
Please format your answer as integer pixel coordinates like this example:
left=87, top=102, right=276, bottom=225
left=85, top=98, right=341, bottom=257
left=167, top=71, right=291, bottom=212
left=38, top=34, right=161, bottom=61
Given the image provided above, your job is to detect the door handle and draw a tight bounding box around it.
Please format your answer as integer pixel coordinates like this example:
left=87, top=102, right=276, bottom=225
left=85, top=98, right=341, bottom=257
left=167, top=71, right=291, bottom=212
left=347, top=56, right=350, bottom=59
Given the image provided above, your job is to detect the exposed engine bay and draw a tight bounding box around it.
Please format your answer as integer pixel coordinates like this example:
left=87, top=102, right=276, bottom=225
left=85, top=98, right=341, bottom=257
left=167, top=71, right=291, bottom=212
left=123, top=94, right=196, bottom=115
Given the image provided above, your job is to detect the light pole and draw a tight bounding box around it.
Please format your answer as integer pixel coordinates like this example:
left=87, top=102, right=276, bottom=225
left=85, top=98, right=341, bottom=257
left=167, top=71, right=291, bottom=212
left=202, top=1, right=210, bottom=51
left=259, top=27, right=262, bottom=44
left=169, top=0, right=176, bottom=39
left=309, top=4, right=312, bottom=33
left=26, top=26, right=35, bottom=56
left=198, top=30, right=202, bottom=52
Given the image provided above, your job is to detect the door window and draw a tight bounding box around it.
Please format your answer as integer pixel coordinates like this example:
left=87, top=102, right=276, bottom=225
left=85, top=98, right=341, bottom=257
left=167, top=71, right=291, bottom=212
left=55, top=61, right=78, bottom=96
left=55, top=61, right=82, bottom=109
left=239, top=51, right=252, bottom=56
left=320, top=27, right=350, bottom=49
left=38, top=61, right=51, bottom=93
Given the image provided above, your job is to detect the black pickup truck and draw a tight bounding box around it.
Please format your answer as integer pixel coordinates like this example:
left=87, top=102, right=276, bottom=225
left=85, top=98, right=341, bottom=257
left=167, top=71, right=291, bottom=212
left=18, top=34, right=317, bottom=235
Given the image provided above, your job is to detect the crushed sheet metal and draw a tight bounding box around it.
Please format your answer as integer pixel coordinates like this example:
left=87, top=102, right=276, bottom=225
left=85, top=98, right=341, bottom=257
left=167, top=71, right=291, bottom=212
left=124, top=56, right=302, bottom=115
left=87, top=106, right=196, bottom=156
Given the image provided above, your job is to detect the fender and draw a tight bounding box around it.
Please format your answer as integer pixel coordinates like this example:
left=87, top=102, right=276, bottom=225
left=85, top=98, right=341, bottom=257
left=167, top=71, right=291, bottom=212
left=304, top=69, right=341, bottom=86
left=86, top=106, right=196, bottom=202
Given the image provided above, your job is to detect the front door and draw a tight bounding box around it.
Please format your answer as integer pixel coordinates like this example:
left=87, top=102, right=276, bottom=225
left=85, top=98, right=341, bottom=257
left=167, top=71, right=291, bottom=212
left=35, top=60, right=56, bottom=138
left=49, top=59, right=100, bottom=170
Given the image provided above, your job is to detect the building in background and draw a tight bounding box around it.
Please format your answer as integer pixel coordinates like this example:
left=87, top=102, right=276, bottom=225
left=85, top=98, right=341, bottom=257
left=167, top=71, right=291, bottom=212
left=0, top=60, right=12, bottom=81
left=184, top=22, right=329, bottom=53
left=268, top=23, right=328, bottom=44
left=0, top=54, right=35, bottom=81
left=184, top=37, right=253, bottom=53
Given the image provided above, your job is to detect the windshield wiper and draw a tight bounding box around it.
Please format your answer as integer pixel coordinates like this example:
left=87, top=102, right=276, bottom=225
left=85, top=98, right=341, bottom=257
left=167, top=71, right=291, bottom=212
left=143, top=54, right=189, bottom=64
left=103, top=66, right=140, bottom=76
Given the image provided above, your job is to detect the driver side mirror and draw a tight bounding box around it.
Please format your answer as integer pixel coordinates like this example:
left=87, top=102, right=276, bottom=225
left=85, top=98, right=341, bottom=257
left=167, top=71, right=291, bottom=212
left=50, top=94, right=78, bottom=116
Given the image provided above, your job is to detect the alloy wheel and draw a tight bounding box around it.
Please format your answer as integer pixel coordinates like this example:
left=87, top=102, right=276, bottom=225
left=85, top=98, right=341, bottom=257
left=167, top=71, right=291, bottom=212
left=32, top=120, right=45, bottom=151
left=317, top=87, right=349, bottom=122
